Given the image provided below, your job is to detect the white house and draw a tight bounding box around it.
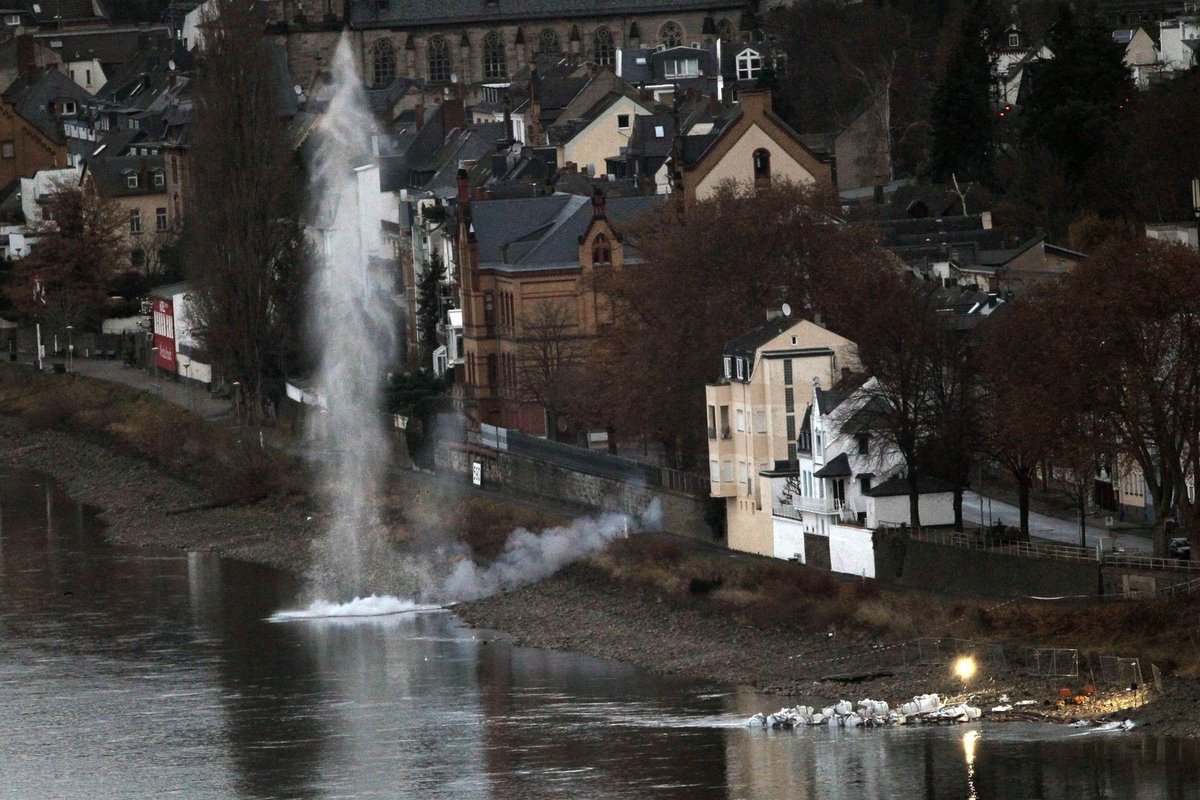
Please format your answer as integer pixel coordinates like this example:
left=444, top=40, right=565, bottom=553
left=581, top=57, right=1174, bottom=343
left=769, top=377, right=954, bottom=578
left=1113, top=27, right=1159, bottom=88
left=1159, top=14, right=1200, bottom=73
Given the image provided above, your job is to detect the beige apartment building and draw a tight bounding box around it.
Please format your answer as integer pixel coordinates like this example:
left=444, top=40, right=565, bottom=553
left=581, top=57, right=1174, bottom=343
left=705, top=312, right=857, bottom=556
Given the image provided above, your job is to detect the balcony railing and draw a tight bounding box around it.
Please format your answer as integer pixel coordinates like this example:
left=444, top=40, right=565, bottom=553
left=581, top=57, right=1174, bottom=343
left=793, top=496, right=845, bottom=514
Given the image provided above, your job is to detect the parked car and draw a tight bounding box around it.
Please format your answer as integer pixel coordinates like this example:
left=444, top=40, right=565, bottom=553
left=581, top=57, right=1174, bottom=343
left=1169, top=537, right=1191, bottom=559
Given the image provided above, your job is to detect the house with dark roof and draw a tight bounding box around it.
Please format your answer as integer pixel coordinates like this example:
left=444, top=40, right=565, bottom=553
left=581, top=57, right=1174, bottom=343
left=675, top=87, right=834, bottom=206
left=0, top=68, right=88, bottom=188
left=776, top=375, right=954, bottom=575
left=81, top=152, right=176, bottom=270
left=544, top=69, right=653, bottom=176
left=704, top=310, right=857, bottom=557
left=456, top=173, right=663, bottom=434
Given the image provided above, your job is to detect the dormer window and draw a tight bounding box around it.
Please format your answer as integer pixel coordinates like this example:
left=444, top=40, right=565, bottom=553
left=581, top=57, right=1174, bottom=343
left=4, top=14, right=20, bottom=25
left=61, top=101, right=76, bottom=115
left=1008, top=32, right=1020, bottom=48
left=736, top=48, right=761, bottom=81
left=153, top=171, right=165, bottom=187
left=126, top=172, right=138, bottom=188
left=664, top=57, right=699, bottom=79
left=736, top=358, right=744, bottom=380
left=723, top=356, right=732, bottom=379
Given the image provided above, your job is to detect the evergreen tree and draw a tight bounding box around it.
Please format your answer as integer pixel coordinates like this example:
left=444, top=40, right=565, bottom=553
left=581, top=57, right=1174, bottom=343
left=1021, top=4, right=1132, bottom=182
left=929, top=0, right=996, bottom=184
left=415, top=251, right=443, bottom=355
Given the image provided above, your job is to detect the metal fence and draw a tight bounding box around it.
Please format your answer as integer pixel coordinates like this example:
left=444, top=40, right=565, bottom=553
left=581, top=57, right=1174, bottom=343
left=908, top=529, right=1102, bottom=564
left=1025, top=648, right=1080, bottom=678
left=1099, top=656, right=1144, bottom=689
left=476, top=423, right=708, bottom=496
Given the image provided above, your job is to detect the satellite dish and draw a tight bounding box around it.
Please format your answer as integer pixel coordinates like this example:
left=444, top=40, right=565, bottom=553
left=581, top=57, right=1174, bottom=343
left=168, top=59, right=176, bottom=71
left=294, top=84, right=303, bottom=95
left=781, top=303, right=791, bottom=317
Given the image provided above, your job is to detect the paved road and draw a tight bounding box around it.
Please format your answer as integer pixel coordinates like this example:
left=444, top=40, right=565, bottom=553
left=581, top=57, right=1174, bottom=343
left=963, top=491, right=1151, bottom=553
left=66, top=358, right=233, bottom=421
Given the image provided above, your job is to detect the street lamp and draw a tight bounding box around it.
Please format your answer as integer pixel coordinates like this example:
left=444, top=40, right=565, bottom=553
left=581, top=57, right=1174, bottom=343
left=150, top=346, right=161, bottom=393
left=231, top=381, right=241, bottom=426
left=65, top=325, right=73, bottom=373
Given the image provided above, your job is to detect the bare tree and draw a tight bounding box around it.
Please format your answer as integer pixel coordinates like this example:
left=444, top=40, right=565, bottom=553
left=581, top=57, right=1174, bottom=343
left=1076, top=239, right=1200, bottom=556
left=518, top=298, right=584, bottom=440
left=184, top=0, right=307, bottom=422
left=587, top=180, right=885, bottom=467
left=8, top=181, right=128, bottom=333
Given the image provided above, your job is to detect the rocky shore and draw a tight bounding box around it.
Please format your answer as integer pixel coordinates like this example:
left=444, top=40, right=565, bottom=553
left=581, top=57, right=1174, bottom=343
left=0, top=416, right=322, bottom=575
left=3, top=413, right=1197, bottom=738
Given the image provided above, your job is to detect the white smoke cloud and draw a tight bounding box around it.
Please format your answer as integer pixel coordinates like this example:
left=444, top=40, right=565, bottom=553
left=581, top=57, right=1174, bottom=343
left=430, top=499, right=663, bottom=603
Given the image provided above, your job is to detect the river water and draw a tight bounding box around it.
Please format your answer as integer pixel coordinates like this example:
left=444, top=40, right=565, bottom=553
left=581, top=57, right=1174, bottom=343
left=2, top=468, right=1199, bottom=799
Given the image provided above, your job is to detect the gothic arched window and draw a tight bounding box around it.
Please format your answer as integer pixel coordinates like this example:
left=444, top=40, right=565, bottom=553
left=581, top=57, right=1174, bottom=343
left=593, top=27, right=614, bottom=65
left=427, top=35, right=451, bottom=83
left=538, top=28, right=561, bottom=54
left=659, top=21, right=683, bottom=47
left=370, top=39, right=396, bottom=88
left=483, top=31, right=507, bottom=78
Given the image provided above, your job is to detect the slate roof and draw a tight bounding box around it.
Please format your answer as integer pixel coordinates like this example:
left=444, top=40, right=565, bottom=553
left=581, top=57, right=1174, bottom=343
left=2, top=69, right=92, bottom=143
left=33, top=25, right=170, bottom=75
left=23, top=0, right=107, bottom=26
left=863, top=474, right=954, bottom=498
left=84, top=154, right=168, bottom=197
left=813, top=453, right=851, bottom=478
left=723, top=314, right=800, bottom=360
left=349, top=0, right=745, bottom=29
left=469, top=192, right=663, bottom=271
left=815, top=385, right=853, bottom=414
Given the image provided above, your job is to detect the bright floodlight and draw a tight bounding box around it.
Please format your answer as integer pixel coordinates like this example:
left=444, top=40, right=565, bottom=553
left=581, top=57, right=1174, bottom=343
left=954, top=656, right=977, bottom=683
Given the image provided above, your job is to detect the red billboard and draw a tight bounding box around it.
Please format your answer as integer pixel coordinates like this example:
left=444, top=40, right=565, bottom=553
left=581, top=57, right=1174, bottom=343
left=152, top=297, right=176, bottom=373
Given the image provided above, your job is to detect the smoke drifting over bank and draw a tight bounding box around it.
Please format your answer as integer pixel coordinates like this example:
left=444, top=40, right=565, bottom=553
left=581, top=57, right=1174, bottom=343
left=272, top=502, right=662, bottom=620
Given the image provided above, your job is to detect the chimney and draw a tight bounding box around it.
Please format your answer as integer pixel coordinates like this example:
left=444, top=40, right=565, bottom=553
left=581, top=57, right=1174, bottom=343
left=591, top=188, right=606, bottom=219
left=442, top=96, right=465, bottom=132
left=456, top=168, right=470, bottom=204
left=16, top=35, right=37, bottom=81
left=738, top=87, right=772, bottom=118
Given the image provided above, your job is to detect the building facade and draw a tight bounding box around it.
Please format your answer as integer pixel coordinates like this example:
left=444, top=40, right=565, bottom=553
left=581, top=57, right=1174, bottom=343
left=704, top=313, right=857, bottom=556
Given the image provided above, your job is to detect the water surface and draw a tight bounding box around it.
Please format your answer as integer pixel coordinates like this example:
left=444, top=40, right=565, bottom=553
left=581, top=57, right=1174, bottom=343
left=0, top=468, right=1197, bottom=799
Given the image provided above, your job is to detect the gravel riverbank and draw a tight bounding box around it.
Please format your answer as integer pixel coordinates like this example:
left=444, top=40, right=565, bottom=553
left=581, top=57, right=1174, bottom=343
left=4, top=413, right=1198, bottom=738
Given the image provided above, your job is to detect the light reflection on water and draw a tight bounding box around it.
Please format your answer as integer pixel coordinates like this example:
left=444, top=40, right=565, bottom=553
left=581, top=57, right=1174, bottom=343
left=1, top=468, right=1200, bottom=799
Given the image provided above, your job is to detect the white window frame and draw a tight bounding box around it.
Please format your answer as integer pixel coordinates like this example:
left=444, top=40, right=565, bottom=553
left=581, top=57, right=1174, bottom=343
left=153, top=171, right=165, bottom=187
left=617, top=113, right=631, bottom=130
left=736, top=408, right=745, bottom=432
left=1008, top=32, right=1020, bottom=48
left=736, top=358, right=744, bottom=380
left=723, top=356, right=732, bottom=379
left=736, top=48, right=761, bottom=81
left=126, top=173, right=138, bottom=188
left=664, top=58, right=699, bottom=79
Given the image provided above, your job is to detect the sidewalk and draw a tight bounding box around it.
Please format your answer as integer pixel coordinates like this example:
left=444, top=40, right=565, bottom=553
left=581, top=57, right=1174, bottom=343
left=66, top=357, right=233, bottom=421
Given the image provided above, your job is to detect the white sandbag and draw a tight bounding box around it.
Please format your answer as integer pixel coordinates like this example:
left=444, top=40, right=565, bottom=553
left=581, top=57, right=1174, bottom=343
left=1013, top=700, right=1037, bottom=707
left=835, top=700, right=853, bottom=716
left=991, top=705, right=1013, bottom=713
left=808, top=713, right=825, bottom=725
left=899, top=701, right=919, bottom=717
left=747, top=713, right=767, bottom=727
left=1122, top=719, right=1136, bottom=731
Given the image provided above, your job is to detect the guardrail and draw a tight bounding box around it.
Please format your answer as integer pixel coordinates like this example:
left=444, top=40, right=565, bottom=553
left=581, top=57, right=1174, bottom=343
left=1102, top=553, right=1200, bottom=573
